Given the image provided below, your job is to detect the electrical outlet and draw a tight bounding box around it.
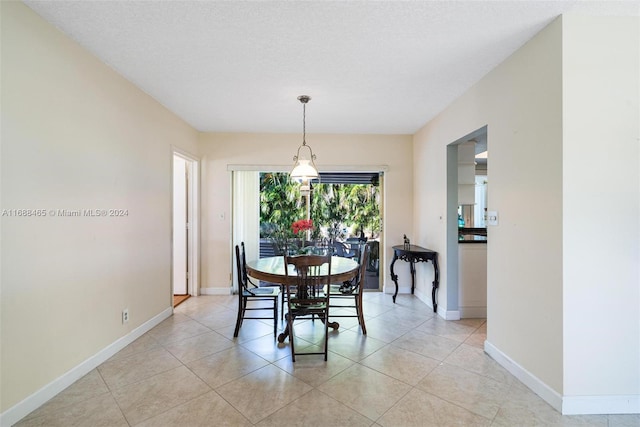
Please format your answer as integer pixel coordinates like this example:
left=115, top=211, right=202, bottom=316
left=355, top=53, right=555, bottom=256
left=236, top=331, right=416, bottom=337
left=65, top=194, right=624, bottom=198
left=122, top=309, right=129, bottom=324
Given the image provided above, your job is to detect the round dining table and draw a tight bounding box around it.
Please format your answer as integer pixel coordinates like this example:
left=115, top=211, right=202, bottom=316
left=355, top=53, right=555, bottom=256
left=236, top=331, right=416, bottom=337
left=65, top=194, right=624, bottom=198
left=246, top=255, right=359, bottom=286
left=246, top=255, right=359, bottom=343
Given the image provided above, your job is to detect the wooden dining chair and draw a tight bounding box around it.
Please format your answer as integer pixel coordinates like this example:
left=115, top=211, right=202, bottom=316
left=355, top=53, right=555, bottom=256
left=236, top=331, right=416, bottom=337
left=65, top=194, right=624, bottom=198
left=233, top=243, right=281, bottom=338
left=279, top=242, right=327, bottom=321
left=283, top=254, right=333, bottom=362
left=326, top=243, right=369, bottom=334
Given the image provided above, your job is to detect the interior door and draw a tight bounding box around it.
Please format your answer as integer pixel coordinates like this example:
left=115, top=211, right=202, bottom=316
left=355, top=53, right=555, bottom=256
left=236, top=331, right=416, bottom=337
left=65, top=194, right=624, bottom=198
left=173, top=155, right=188, bottom=295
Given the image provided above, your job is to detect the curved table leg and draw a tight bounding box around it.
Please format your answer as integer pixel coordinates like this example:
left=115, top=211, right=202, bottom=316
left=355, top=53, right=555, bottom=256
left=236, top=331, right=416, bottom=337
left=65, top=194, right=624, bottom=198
left=389, top=252, right=399, bottom=303
left=431, top=255, right=439, bottom=313
left=278, top=312, right=290, bottom=343
left=409, top=260, right=416, bottom=294
left=431, top=284, right=438, bottom=313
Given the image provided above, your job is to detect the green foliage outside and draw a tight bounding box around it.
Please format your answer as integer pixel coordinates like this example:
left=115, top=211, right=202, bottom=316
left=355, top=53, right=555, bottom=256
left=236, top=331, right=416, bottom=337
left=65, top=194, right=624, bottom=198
left=259, top=172, right=380, bottom=241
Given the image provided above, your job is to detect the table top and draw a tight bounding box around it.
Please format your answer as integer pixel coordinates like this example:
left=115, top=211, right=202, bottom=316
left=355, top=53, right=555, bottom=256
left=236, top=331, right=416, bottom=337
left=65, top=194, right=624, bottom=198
left=246, top=256, right=359, bottom=285
left=392, top=244, right=437, bottom=254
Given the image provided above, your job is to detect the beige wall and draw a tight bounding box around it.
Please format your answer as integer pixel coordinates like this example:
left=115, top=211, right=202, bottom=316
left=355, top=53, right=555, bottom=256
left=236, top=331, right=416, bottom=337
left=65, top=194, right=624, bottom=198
left=414, top=17, right=564, bottom=391
left=1, top=2, right=198, bottom=412
left=198, top=132, right=413, bottom=293
left=414, top=14, right=640, bottom=412
left=562, top=16, right=639, bottom=401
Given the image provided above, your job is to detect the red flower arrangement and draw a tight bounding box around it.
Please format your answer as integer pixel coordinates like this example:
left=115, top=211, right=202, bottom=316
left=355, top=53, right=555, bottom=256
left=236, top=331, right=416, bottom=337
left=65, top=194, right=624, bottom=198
left=291, top=219, right=314, bottom=235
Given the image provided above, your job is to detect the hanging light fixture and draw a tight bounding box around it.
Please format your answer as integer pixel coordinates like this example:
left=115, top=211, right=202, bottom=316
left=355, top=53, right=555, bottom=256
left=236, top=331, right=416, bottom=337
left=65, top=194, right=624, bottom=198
left=290, top=95, right=318, bottom=195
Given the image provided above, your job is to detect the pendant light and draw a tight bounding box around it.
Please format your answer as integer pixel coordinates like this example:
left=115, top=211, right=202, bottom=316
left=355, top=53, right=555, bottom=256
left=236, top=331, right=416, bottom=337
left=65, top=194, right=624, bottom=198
left=290, top=95, right=318, bottom=194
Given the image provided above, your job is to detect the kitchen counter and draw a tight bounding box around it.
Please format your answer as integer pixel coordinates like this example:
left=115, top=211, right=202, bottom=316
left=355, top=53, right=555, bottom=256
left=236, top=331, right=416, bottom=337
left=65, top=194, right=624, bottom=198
left=458, top=227, right=487, bottom=243
left=459, top=236, right=487, bottom=243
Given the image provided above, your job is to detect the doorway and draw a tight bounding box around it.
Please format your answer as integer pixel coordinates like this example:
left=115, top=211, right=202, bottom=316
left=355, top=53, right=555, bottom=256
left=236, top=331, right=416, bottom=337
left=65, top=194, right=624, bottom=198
left=446, top=127, right=488, bottom=319
left=257, top=171, right=384, bottom=290
left=172, top=150, right=199, bottom=307
left=230, top=168, right=385, bottom=291
left=312, top=172, right=383, bottom=291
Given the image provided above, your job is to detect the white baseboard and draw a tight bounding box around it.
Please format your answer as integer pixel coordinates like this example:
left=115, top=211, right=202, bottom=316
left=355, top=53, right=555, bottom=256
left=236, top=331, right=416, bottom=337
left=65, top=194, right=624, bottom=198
left=485, top=340, right=640, bottom=415
left=562, top=395, right=640, bottom=415
left=0, top=307, right=173, bottom=427
left=440, top=309, right=460, bottom=320
left=484, top=340, right=563, bottom=413
left=200, top=287, right=232, bottom=295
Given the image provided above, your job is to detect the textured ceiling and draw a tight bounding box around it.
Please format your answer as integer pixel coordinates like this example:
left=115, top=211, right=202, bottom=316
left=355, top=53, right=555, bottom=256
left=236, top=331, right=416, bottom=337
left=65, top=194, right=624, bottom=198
left=23, top=1, right=640, bottom=134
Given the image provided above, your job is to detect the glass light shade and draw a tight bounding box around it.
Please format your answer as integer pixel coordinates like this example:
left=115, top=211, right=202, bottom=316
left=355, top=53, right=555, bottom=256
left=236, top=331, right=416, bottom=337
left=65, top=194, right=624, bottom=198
left=299, top=182, right=311, bottom=196
left=290, top=159, right=318, bottom=182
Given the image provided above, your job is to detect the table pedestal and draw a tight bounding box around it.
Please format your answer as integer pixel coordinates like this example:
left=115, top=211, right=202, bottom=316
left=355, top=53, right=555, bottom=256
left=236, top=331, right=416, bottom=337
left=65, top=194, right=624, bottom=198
left=389, top=245, right=439, bottom=312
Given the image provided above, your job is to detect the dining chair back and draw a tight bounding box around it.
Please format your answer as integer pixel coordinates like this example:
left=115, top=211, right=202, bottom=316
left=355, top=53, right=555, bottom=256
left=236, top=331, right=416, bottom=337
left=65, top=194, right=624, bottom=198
left=233, top=243, right=280, bottom=338
left=283, top=253, right=333, bottom=361
left=327, top=243, right=369, bottom=334
left=279, top=243, right=329, bottom=320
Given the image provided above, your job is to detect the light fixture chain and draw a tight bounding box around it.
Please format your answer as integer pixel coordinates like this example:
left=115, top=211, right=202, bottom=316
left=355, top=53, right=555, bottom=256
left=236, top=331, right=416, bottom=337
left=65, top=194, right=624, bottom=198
left=302, top=102, right=306, bottom=146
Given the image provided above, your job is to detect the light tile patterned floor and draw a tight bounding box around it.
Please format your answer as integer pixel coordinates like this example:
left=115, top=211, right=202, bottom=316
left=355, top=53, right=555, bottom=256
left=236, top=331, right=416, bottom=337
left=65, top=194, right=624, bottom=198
left=15, top=293, right=640, bottom=426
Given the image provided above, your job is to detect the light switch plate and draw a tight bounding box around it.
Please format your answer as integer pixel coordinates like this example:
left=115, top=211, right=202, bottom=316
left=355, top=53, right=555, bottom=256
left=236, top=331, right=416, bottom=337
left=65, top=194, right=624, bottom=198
left=486, top=211, right=499, bottom=226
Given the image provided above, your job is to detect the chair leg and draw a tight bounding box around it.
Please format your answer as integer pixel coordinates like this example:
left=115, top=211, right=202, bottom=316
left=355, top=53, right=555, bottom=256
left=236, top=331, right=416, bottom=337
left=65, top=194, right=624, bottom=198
left=280, top=286, right=285, bottom=320
left=235, top=295, right=280, bottom=339
left=288, top=312, right=296, bottom=362
left=356, top=294, right=367, bottom=335
left=273, top=297, right=278, bottom=337
left=323, top=310, right=329, bottom=361
left=233, top=297, right=244, bottom=337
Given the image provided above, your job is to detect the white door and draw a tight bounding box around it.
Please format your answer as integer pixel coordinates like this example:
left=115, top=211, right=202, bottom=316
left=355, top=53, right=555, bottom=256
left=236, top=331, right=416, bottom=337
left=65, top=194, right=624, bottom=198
left=173, top=155, right=189, bottom=295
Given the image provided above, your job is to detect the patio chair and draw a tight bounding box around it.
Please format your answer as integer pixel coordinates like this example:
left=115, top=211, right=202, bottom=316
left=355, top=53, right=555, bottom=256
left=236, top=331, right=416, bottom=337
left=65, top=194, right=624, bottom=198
left=330, top=241, right=356, bottom=258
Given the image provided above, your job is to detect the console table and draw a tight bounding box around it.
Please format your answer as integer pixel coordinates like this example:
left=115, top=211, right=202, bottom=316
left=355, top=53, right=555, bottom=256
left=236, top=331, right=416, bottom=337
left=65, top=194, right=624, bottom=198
left=390, top=245, right=439, bottom=312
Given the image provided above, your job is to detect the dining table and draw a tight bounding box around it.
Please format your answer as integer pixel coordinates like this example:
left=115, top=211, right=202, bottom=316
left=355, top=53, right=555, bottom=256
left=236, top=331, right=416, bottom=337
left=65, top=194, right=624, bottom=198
left=246, top=255, right=359, bottom=342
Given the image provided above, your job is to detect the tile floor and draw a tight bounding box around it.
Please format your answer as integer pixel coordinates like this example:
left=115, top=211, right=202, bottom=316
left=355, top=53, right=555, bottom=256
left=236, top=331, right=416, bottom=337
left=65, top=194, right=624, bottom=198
left=15, top=293, right=640, bottom=426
